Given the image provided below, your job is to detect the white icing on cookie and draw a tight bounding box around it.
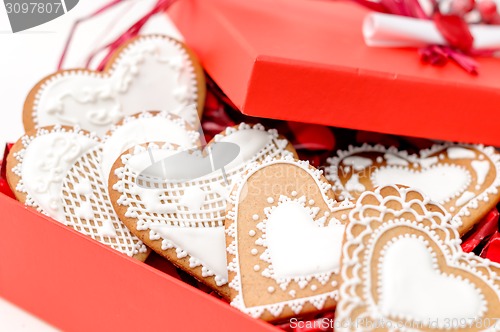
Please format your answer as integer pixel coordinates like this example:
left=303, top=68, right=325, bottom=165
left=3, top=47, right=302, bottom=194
left=342, top=156, right=372, bottom=171
left=384, top=153, right=409, bottom=166
left=32, top=35, right=201, bottom=136
left=75, top=200, right=94, bottom=220
left=456, top=191, right=476, bottom=207
left=97, top=219, right=118, bottom=238
left=372, top=165, right=471, bottom=204
left=101, top=111, right=200, bottom=184
left=147, top=223, right=228, bottom=282
left=125, top=148, right=178, bottom=176
left=264, top=200, right=345, bottom=278
left=132, top=187, right=177, bottom=214
left=447, top=147, right=476, bottom=159
left=380, top=237, right=484, bottom=326
left=61, top=145, right=147, bottom=257
left=419, top=156, right=438, bottom=168
left=178, top=187, right=206, bottom=211
left=12, top=127, right=98, bottom=221
left=217, top=128, right=272, bottom=170
left=472, top=160, right=490, bottom=186
left=73, top=180, right=92, bottom=195
left=345, top=173, right=365, bottom=192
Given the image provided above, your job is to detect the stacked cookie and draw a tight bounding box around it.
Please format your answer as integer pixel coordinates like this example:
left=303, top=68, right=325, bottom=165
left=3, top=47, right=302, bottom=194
left=7, top=33, right=500, bottom=331
left=222, top=147, right=500, bottom=329
left=8, top=34, right=204, bottom=262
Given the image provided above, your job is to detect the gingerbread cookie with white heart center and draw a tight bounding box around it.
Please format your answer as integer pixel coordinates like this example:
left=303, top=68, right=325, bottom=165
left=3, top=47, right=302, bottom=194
left=6, top=125, right=148, bottom=260
left=108, top=123, right=296, bottom=297
left=336, top=185, right=500, bottom=331
left=226, top=157, right=355, bottom=322
left=326, top=144, right=500, bottom=234
left=24, top=34, right=205, bottom=136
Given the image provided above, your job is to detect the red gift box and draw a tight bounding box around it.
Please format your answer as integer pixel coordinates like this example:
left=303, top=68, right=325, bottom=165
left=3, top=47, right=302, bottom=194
left=3, top=0, right=500, bottom=329
left=169, top=0, right=500, bottom=146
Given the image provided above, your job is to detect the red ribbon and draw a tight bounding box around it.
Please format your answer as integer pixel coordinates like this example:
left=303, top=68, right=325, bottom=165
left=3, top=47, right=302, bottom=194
left=58, top=0, right=177, bottom=71
left=433, top=12, right=474, bottom=52
left=351, top=0, right=492, bottom=74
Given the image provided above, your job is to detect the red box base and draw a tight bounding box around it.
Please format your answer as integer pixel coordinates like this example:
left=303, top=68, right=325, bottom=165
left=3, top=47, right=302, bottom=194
left=0, top=193, right=278, bottom=331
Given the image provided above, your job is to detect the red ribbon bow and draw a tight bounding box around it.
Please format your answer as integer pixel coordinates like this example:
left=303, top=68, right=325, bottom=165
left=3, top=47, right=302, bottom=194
left=351, top=0, right=494, bottom=74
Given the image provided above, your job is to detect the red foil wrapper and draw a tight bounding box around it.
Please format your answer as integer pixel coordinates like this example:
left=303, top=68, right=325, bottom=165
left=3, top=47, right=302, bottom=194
left=0, top=143, right=16, bottom=200
left=481, top=232, right=500, bottom=262
left=461, top=208, right=499, bottom=253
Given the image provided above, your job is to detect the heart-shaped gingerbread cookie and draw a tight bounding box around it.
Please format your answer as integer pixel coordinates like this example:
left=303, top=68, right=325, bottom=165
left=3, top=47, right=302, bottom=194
left=226, top=157, right=354, bottom=322
left=24, top=34, right=205, bottom=136
left=6, top=125, right=148, bottom=260
left=326, top=144, right=500, bottom=234
left=108, top=123, right=296, bottom=296
left=335, top=185, right=500, bottom=331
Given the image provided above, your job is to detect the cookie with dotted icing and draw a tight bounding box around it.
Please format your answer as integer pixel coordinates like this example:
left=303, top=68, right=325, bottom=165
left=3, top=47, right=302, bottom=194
left=108, top=123, right=297, bottom=297
left=335, top=185, right=500, bottom=331
left=326, top=144, right=500, bottom=235
left=225, top=157, right=355, bottom=322
left=101, top=110, right=201, bottom=185
left=6, top=125, right=148, bottom=260
left=24, top=34, right=205, bottom=136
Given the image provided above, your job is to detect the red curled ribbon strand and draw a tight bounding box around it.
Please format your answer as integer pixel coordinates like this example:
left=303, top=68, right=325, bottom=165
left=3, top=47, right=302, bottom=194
left=58, top=0, right=177, bottom=71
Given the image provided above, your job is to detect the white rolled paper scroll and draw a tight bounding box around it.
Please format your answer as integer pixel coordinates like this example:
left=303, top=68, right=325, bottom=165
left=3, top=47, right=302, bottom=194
left=363, top=12, right=500, bottom=50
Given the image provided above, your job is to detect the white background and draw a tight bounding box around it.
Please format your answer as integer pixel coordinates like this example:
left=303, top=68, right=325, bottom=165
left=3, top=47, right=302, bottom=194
left=0, top=0, right=180, bottom=329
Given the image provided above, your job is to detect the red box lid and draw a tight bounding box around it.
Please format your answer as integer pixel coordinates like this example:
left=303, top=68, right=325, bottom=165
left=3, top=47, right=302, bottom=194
left=169, top=0, right=500, bottom=146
